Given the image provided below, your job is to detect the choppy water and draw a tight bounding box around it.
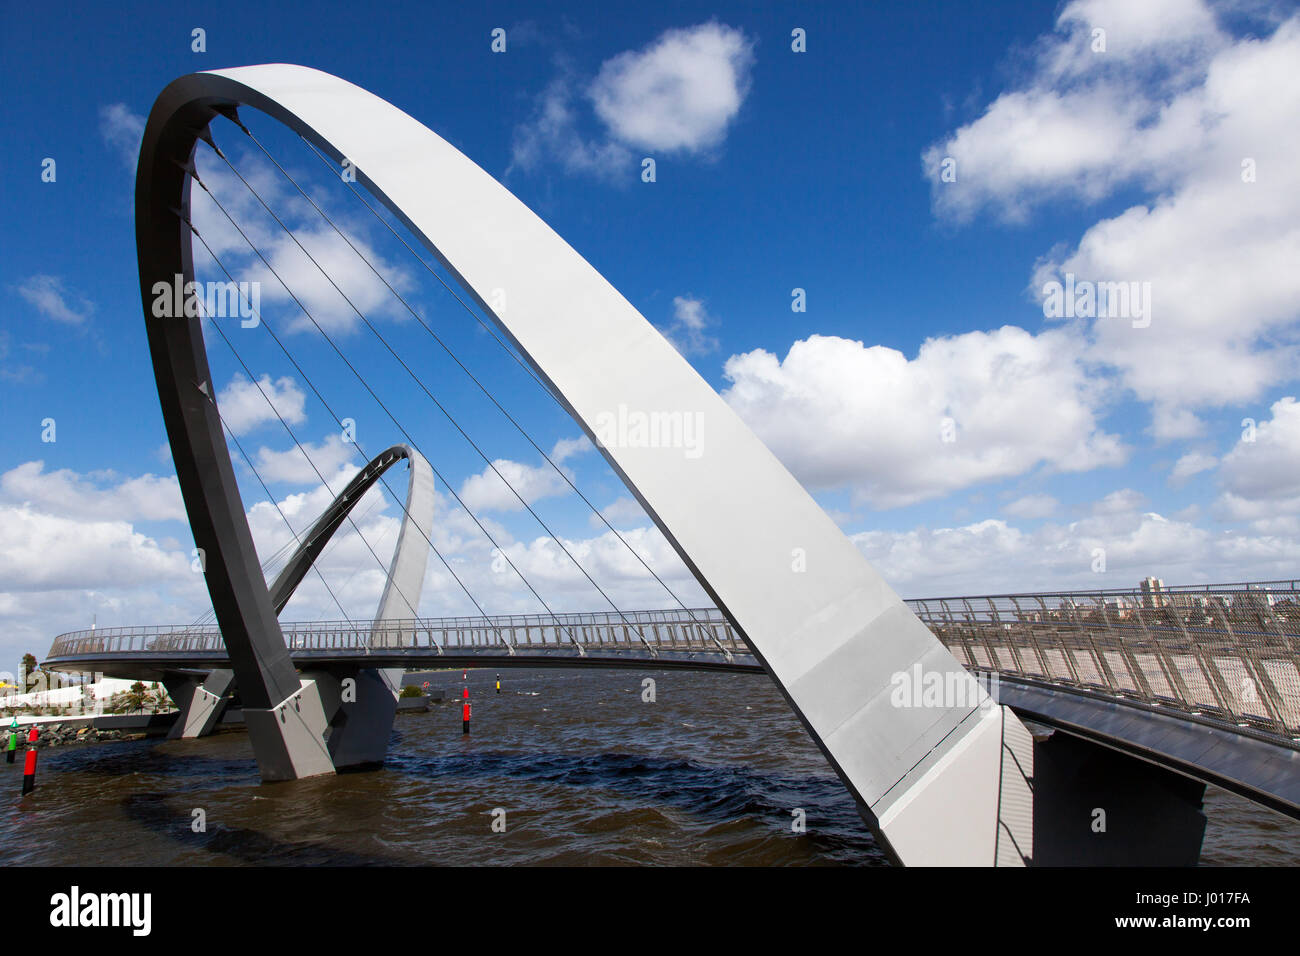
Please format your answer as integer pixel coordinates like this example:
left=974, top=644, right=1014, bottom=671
left=0, top=668, right=1295, bottom=866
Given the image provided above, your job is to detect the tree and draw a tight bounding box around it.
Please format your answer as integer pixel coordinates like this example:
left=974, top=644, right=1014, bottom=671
left=110, top=681, right=151, bottom=715
left=109, top=681, right=171, bottom=715
left=21, top=653, right=38, bottom=691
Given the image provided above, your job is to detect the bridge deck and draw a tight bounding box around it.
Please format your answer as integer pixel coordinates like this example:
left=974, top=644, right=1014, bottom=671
left=41, top=591, right=1300, bottom=745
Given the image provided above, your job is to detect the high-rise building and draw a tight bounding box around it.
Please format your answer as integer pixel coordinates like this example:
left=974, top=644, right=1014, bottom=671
left=1139, top=576, right=1166, bottom=608
left=1234, top=587, right=1276, bottom=616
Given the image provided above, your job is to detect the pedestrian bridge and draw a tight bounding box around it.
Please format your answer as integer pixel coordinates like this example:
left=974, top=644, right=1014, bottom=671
left=110, top=63, right=1296, bottom=864
left=43, top=582, right=1300, bottom=830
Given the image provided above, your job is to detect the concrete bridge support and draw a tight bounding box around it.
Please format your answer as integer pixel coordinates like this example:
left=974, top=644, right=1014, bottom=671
left=299, top=667, right=403, bottom=769
left=156, top=446, right=433, bottom=769
left=164, top=664, right=404, bottom=770
left=163, top=669, right=234, bottom=739
left=260, top=444, right=432, bottom=770
left=1030, top=730, right=1207, bottom=865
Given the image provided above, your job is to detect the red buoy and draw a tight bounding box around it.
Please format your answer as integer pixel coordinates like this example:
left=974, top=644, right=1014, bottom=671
left=21, top=726, right=38, bottom=795
left=462, top=685, right=471, bottom=735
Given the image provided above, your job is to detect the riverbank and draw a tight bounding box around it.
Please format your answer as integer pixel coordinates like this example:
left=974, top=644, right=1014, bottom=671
left=4, top=712, right=176, bottom=750
left=4, top=692, right=440, bottom=752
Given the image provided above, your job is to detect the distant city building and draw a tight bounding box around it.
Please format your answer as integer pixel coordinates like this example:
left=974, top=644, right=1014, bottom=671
left=1139, top=576, right=1166, bottom=608
left=1233, top=587, right=1276, bottom=617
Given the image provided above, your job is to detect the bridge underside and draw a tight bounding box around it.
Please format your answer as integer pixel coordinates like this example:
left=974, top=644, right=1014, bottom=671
left=998, top=676, right=1300, bottom=822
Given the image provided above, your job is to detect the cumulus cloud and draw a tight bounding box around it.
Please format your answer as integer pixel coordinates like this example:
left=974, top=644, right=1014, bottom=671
left=508, top=73, right=634, bottom=182
left=926, top=1, right=1300, bottom=434
left=459, top=457, right=572, bottom=514
left=1091, top=488, right=1147, bottom=515
left=0, top=462, right=184, bottom=523
left=252, top=435, right=358, bottom=487
left=721, top=329, right=1125, bottom=508
left=589, top=22, right=754, bottom=153
left=15, top=275, right=94, bottom=325
left=0, top=506, right=190, bottom=592
left=243, top=221, right=418, bottom=336
left=453, top=437, right=593, bottom=518
left=190, top=149, right=417, bottom=336
left=215, top=373, right=308, bottom=436
left=0, top=454, right=702, bottom=670
left=854, top=489, right=1299, bottom=597
left=0, top=463, right=204, bottom=665
left=510, top=22, right=754, bottom=179
left=593, top=495, right=649, bottom=529
left=1216, top=395, right=1300, bottom=517
left=551, top=435, right=595, bottom=463
left=923, top=0, right=1230, bottom=221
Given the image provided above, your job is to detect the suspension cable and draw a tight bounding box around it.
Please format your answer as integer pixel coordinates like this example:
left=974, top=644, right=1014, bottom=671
left=199, top=285, right=424, bottom=624
left=195, top=149, right=630, bottom=655
left=210, top=130, right=674, bottom=656
left=287, top=130, right=729, bottom=658
left=211, top=393, right=356, bottom=629
left=182, top=200, right=536, bottom=655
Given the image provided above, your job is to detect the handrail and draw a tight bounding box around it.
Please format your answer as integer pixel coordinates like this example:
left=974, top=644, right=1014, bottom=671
left=42, top=583, right=1300, bottom=740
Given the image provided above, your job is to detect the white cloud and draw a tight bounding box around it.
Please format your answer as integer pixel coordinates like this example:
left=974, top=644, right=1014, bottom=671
left=0, top=464, right=204, bottom=665
left=1003, top=494, right=1059, bottom=519
left=245, top=222, right=417, bottom=336
left=488, top=524, right=703, bottom=603
left=551, top=435, right=594, bottom=463
left=1216, top=395, right=1300, bottom=517
left=508, top=74, right=634, bottom=182
left=923, top=0, right=1230, bottom=222
left=215, top=373, right=308, bottom=436
left=511, top=22, right=753, bottom=179
left=458, top=457, right=572, bottom=514
left=854, top=488, right=1300, bottom=597
left=15, top=275, right=94, bottom=325
left=252, top=435, right=358, bottom=487
left=657, top=295, right=719, bottom=356
left=590, top=22, right=754, bottom=154
left=592, top=495, right=648, bottom=529
left=1170, top=450, right=1218, bottom=485
left=99, top=102, right=145, bottom=169
left=1091, top=488, right=1146, bottom=515
left=1149, top=407, right=1207, bottom=443
left=926, top=3, right=1300, bottom=429
left=0, top=506, right=190, bottom=592
left=721, top=329, right=1125, bottom=508
left=0, top=462, right=184, bottom=523
left=189, top=149, right=417, bottom=336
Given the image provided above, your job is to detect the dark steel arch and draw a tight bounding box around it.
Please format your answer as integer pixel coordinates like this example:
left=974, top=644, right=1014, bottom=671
left=266, top=443, right=430, bottom=620
left=136, top=81, right=302, bottom=724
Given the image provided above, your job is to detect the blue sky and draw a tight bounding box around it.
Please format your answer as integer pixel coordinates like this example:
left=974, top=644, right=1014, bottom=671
left=2, top=0, right=1299, bottom=669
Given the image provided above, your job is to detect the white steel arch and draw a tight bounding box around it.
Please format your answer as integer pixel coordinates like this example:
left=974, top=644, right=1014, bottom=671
left=157, top=64, right=1033, bottom=864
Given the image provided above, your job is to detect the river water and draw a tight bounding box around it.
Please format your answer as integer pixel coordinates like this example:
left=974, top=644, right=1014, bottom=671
left=1, top=668, right=1295, bottom=866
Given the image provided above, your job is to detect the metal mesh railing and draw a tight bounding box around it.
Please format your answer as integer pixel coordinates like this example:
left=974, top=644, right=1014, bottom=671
left=45, top=607, right=744, bottom=658
left=906, top=581, right=1300, bottom=739
left=45, top=581, right=1300, bottom=740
